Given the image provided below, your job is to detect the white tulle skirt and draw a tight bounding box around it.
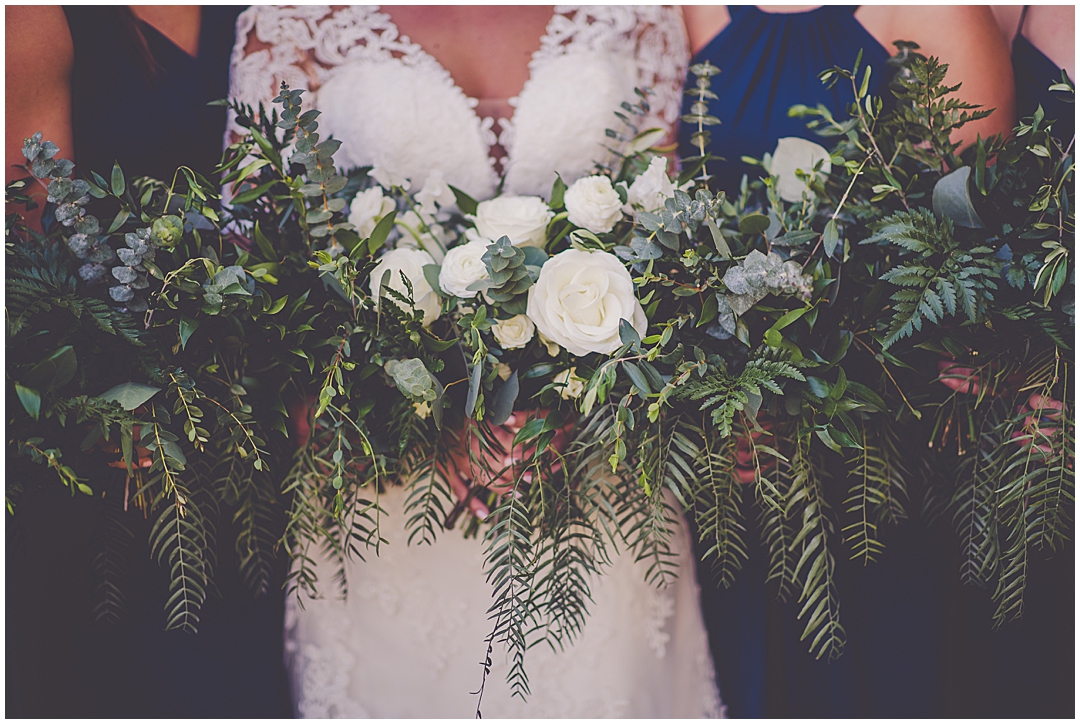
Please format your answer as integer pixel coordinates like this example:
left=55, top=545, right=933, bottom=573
left=283, top=486, right=724, bottom=718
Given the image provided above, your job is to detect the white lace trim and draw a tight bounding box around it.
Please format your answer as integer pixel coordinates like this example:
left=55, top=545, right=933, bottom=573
left=227, top=5, right=688, bottom=199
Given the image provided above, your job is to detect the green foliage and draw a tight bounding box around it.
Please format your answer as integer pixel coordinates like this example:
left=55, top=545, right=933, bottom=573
left=676, top=355, right=805, bottom=436
left=866, top=208, right=1001, bottom=347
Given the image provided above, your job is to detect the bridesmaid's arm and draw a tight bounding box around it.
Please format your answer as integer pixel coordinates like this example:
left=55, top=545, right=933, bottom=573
left=5, top=5, right=74, bottom=230
left=858, top=5, right=1016, bottom=147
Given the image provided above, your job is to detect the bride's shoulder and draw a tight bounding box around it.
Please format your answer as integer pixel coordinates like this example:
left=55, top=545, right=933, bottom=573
left=544, top=6, right=687, bottom=61
left=237, top=5, right=388, bottom=46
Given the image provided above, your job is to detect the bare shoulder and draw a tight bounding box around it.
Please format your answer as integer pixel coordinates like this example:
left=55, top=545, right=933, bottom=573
left=6, top=5, right=73, bottom=77
left=681, top=5, right=729, bottom=56
left=858, top=5, right=1008, bottom=56
left=857, top=5, right=1015, bottom=145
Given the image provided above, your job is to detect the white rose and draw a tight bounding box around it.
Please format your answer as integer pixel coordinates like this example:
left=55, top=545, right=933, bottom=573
left=348, top=186, right=396, bottom=238
left=491, top=314, right=536, bottom=350
left=438, top=241, right=490, bottom=298
left=526, top=248, right=647, bottom=356
left=770, top=137, right=832, bottom=203
left=416, top=169, right=453, bottom=216
left=564, top=176, right=624, bottom=234
left=369, top=247, right=441, bottom=326
left=470, top=195, right=554, bottom=248
left=413, top=400, right=431, bottom=419
left=537, top=331, right=561, bottom=357
left=553, top=367, right=586, bottom=400
left=625, top=157, right=675, bottom=213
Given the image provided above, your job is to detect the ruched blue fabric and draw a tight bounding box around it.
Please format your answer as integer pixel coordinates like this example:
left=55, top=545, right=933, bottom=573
left=678, top=6, right=891, bottom=194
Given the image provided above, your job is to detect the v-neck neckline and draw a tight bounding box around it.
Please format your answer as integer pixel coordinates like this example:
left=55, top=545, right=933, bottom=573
left=374, top=6, right=559, bottom=128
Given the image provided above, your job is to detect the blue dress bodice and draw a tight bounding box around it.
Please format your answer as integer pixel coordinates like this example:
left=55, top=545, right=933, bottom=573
left=62, top=6, right=242, bottom=180
left=678, top=6, right=892, bottom=194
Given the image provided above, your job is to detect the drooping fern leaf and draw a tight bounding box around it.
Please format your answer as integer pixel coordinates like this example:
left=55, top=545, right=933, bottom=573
left=91, top=493, right=134, bottom=626
left=786, top=440, right=846, bottom=660
left=690, top=420, right=748, bottom=588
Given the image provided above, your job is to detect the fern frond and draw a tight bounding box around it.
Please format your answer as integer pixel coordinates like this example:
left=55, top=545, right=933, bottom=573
left=786, top=440, right=846, bottom=660
left=482, top=478, right=537, bottom=701
left=868, top=208, right=1001, bottom=348
left=91, top=495, right=134, bottom=626
left=690, top=419, right=747, bottom=588
left=677, top=354, right=804, bottom=437
left=842, top=422, right=893, bottom=564
left=760, top=429, right=798, bottom=603
left=951, top=397, right=1008, bottom=587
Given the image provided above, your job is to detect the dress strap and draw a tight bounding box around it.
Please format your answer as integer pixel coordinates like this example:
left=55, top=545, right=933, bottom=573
left=1016, top=5, right=1031, bottom=41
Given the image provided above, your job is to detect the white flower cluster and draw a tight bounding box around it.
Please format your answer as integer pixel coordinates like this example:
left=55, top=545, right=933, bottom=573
left=360, top=167, right=652, bottom=357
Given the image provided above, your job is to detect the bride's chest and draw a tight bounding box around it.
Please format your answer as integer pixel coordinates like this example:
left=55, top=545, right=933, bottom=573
left=299, top=7, right=645, bottom=198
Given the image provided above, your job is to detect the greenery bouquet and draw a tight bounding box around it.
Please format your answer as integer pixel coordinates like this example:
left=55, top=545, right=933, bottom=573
left=7, top=42, right=1072, bottom=700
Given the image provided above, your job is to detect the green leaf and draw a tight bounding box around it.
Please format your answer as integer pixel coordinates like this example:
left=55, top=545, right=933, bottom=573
left=449, top=185, right=478, bottom=216
left=513, top=417, right=546, bottom=446
left=107, top=208, right=130, bottom=234
left=697, top=292, right=719, bottom=327
left=822, top=219, right=839, bottom=258
left=23, top=345, right=78, bottom=394
left=111, top=162, right=125, bottom=197
left=845, top=381, right=886, bottom=412
left=932, top=166, right=984, bottom=229
left=422, top=264, right=444, bottom=296
left=254, top=221, right=276, bottom=259
left=179, top=316, right=200, bottom=349
left=622, top=361, right=652, bottom=395
left=15, top=384, right=41, bottom=421
left=487, top=371, right=519, bottom=426
left=738, top=213, right=771, bottom=235
left=619, top=318, right=641, bottom=347
left=230, top=180, right=279, bottom=205
left=806, top=376, right=830, bottom=399
left=707, top=217, right=731, bottom=258
left=815, top=428, right=843, bottom=453
left=98, top=382, right=161, bottom=411
left=367, top=210, right=397, bottom=254
left=465, top=361, right=483, bottom=418
left=549, top=175, right=567, bottom=210
left=266, top=295, right=289, bottom=314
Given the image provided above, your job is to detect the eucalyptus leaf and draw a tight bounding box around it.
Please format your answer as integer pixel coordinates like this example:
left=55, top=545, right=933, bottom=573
left=932, top=166, right=985, bottom=229
left=487, top=371, right=519, bottom=426
left=465, top=361, right=483, bottom=418
left=98, top=382, right=161, bottom=411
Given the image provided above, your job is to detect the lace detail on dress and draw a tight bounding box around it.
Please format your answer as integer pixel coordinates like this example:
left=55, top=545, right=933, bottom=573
left=284, top=596, right=370, bottom=718
left=227, top=5, right=689, bottom=200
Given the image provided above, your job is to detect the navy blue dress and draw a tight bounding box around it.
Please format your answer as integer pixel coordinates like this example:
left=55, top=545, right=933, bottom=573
left=6, top=7, right=293, bottom=718
left=679, top=5, right=891, bottom=195
left=679, top=6, right=1073, bottom=718
left=1012, top=7, right=1074, bottom=144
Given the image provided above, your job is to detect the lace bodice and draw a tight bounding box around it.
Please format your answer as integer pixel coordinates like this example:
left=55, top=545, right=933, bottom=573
left=228, top=5, right=689, bottom=199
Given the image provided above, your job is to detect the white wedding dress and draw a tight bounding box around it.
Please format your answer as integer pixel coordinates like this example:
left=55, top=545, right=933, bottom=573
left=228, top=6, right=724, bottom=718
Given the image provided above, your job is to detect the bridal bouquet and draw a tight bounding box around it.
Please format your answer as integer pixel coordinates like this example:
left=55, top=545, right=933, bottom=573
left=7, top=42, right=1072, bottom=699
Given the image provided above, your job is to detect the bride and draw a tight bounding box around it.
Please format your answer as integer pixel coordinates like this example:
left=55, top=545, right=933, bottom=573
left=227, top=6, right=722, bottom=717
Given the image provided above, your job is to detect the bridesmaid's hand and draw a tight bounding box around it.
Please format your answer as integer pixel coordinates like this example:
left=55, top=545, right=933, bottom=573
left=445, top=410, right=572, bottom=522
